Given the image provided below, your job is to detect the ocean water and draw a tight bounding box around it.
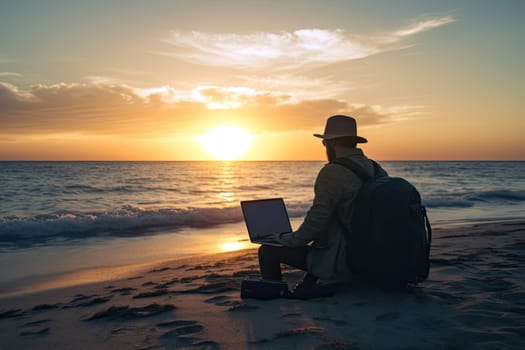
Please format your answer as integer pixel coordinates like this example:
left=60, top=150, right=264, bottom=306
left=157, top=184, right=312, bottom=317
left=1, top=161, right=524, bottom=248
left=1, top=161, right=524, bottom=294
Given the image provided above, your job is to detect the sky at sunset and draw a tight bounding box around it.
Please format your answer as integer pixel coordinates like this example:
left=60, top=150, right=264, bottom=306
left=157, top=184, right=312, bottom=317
left=1, top=0, right=523, bottom=161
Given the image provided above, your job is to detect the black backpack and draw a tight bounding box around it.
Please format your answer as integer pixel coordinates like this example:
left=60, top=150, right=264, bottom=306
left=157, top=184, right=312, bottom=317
left=332, top=158, right=432, bottom=287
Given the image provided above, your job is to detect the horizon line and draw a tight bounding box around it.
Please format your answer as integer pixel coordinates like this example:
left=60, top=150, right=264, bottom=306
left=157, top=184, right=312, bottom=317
left=1, top=159, right=524, bottom=162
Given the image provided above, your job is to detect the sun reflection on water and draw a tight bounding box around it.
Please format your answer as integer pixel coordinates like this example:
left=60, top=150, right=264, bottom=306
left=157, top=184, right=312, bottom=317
left=216, top=162, right=238, bottom=204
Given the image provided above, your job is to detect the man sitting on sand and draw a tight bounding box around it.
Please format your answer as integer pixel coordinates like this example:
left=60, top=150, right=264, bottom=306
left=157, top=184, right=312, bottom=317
left=258, top=115, right=387, bottom=299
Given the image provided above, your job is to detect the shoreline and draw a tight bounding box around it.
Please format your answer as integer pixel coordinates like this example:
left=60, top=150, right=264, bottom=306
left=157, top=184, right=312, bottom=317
left=0, top=249, right=258, bottom=299
left=0, top=220, right=259, bottom=297
left=2, top=217, right=524, bottom=299
left=1, top=219, right=524, bottom=349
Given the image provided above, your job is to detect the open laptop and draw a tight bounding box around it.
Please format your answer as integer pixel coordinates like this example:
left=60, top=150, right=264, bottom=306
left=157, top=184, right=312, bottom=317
left=240, top=198, right=292, bottom=246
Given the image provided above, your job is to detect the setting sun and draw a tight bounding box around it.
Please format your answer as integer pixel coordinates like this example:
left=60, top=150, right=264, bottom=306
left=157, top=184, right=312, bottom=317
left=198, top=126, right=253, bottom=161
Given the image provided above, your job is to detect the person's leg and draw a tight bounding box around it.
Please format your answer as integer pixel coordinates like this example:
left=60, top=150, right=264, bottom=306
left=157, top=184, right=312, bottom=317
left=258, top=245, right=310, bottom=280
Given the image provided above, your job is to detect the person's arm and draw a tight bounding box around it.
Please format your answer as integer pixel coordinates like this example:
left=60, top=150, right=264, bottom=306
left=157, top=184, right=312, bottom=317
left=279, top=164, right=349, bottom=247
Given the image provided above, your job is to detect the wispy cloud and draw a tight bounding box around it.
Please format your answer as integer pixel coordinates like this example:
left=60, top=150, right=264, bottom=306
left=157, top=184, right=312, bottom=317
left=235, top=74, right=352, bottom=101
left=159, top=16, right=455, bottom=71
left=0, top=72, right=22, bottom=77
left=0, top=82, right=146, bottom=134
left=161, top=28, right=370, bottom=71
left=83, top=75, right=123, bottom=85
left=0, top=81, right=414, bottom=136
left=392, top=17, right=456, bottom=38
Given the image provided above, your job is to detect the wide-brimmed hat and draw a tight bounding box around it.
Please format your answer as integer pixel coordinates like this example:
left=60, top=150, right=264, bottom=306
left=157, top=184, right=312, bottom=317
left=313, top=115, right=367, bottom=143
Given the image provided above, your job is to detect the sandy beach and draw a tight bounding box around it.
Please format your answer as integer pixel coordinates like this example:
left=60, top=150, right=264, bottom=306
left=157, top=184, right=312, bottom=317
left=1, top=220, right=524, bottom=349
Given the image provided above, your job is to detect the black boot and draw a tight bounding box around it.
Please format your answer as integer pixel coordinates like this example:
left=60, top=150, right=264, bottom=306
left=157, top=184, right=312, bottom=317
left=289, top=273, right=336, bottom=300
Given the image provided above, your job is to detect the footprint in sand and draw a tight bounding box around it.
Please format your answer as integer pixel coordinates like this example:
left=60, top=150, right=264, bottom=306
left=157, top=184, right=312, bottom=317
left=127, top=276, right=144, bottom=280
left=63, top=295, right=113, bottom=308
left=84, top=303, right=176, bottom=321
left=203, top=295, right=259, bottom=311
left=276, top=326, right=325, bottom=338
left=19, top=327, right=50, bottom=336
left=110, top=287, right=137, bottom=295
left=154, top=278, right=179, bottom=289
left=132, top=289, right=172, bottom=299
left=0, top=309, right=26, bottom=319
left=32, top=303, right=61, bottom=312
left=150, top=267, right=171, bottom=273
left=226, top=302, right=260, bottom=312
left=161, top=324, right=204, bottom=337
left=204, top=295, right=230, bottom=304
left=157, top=320, right=219, bottom=349
left=203, top=295, right=241, bottom=307
left=22, top=319, right=52, bottom=327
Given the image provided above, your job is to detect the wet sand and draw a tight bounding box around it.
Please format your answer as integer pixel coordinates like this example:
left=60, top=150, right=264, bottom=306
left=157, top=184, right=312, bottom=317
left=1, top=220, right=524, bottom=349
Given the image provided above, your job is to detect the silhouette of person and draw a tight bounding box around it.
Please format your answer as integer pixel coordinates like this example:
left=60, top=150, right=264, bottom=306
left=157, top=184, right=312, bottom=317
left=258, top=115, right=387, bottom=299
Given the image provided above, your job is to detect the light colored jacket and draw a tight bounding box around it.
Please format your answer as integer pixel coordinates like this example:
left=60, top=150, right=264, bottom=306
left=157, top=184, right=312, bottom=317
left=279, top=148, right=386, bottom=284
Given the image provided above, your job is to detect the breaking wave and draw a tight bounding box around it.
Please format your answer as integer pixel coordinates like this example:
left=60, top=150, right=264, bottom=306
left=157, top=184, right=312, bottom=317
left=0, top=203, right=310, bottom=244
left=423, top=190, right=525, bottom=208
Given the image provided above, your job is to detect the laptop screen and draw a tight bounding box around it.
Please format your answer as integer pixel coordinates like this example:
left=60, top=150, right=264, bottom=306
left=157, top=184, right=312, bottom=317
left=240, top=198, right=292, bottom=239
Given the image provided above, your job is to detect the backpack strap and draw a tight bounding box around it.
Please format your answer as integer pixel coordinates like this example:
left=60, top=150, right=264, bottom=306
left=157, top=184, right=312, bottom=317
left=331, top=157, right=377, bottom=181
left=330, top=158, right=383, bottom=239
left=422, top=206, right=432, bottom=279
left=330, top=158, right=372, bottom=237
